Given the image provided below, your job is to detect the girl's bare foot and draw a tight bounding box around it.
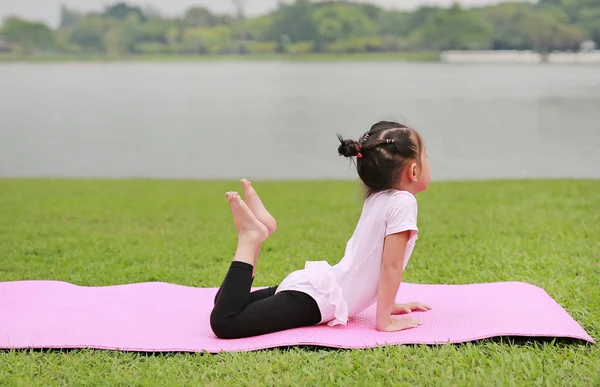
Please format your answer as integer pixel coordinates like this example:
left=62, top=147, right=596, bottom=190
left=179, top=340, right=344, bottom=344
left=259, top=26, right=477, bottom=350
left=240, top=178, right=277, bottom=234
left=226, top=192, right=269, bottom=245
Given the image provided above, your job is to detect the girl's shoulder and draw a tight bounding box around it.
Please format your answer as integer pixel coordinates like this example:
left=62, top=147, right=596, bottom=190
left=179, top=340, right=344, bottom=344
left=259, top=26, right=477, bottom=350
left=371, top=189, right=416, bottom=204
left=366, top=190, right=417, bottom=213
left=390, top=189, right=416, bottom=200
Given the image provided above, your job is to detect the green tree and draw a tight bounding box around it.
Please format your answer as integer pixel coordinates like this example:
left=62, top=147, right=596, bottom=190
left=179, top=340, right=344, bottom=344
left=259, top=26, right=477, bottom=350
left=522, top=9, right=583, bottom=52
left=577, top=5, right=600, bottom=42
left=264, top=0, right=319, bottom=43
left=482, top=3, right=535, bottom=49
left=312, top=3, right=379, bottom=42
left=180, top=25, right=232, bottom=54
left=68, top=16, right=108, bottom=52
left=136, top=20, right=173, bottom=45
left=419, top=4, right=493, bottom=50
left=536, top=0, right=600, bottom=43
left=182, top=7, right=220, bottom=28
left=234, top=15, right=273, bottom=40
left=356, top=3, right=383, bottom=20
left=104, top=14, right=140, bottom=55
left=406, top=6, right=439, bottom=31
left=377, top=11, right=411, bottom=37
left=0, top=17, right=55, bottom=53
left=60, top=5, right=82, bottom=28
left=538, top=0, right=593, bottom=22
left=141, top=5, right=164, bottom=21
left=277, top=34, right=292, bottom=53
left=103, top=3, right=146, bottom=23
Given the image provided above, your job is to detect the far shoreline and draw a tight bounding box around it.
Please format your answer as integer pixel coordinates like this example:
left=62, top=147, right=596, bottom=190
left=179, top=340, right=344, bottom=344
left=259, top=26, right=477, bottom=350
left=4, top=50, right=599, bottom=64
left=0, top=51, right=441, bottom=63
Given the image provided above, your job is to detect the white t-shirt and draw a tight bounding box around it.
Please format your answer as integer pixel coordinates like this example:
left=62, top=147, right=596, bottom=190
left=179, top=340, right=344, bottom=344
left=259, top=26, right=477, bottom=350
left=276, top=190, right=419, bottom=326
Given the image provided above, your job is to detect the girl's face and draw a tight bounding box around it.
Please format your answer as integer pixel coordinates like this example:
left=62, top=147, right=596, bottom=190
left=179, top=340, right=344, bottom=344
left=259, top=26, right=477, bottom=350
left=416, top=150, right=431, bottom=193
left=398, top=149, right=430, bottom=194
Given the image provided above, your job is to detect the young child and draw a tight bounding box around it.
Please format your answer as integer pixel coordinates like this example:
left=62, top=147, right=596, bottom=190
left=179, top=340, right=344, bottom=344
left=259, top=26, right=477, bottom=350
left=211, top=121, right=432, bottom=339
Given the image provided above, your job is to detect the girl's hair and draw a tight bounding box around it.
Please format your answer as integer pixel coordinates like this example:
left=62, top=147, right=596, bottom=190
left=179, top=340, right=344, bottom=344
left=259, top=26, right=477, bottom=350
left=337, top=121, right=424, bottom=197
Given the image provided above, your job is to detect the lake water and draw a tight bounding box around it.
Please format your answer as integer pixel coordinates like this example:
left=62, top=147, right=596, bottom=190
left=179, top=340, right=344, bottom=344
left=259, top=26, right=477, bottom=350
left=0, top=62, right=598, bottom=181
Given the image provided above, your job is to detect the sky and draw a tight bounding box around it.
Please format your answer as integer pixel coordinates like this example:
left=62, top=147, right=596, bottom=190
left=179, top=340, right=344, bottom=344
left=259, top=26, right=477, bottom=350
left=0, top=0, right=511, bottom=27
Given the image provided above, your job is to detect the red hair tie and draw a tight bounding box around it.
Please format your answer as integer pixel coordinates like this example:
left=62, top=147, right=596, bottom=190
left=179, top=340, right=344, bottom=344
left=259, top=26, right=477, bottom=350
left=356, top=143, right=363, bottom=159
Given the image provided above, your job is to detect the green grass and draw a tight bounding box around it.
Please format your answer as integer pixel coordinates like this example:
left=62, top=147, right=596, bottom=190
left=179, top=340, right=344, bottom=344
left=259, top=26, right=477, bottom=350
left=0, top=51, right=440, bottom=63
left=0, top=179, right=598, bottom=386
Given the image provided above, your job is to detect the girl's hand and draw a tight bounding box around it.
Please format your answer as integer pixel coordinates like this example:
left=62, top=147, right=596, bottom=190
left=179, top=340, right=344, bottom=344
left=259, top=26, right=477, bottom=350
left=378, top=316, right=422, bottom=332
left=392, top=302, right=432, bottom=314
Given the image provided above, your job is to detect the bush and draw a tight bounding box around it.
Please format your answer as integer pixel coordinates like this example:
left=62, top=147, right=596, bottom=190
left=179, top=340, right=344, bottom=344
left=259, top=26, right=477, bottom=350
left=290, top=41, right=313, bottom=54
left=245, top=41, right=277, bottom=54
left=135, top=42, right=172, bottom=54
left=326, top=36, right=385, bottom=53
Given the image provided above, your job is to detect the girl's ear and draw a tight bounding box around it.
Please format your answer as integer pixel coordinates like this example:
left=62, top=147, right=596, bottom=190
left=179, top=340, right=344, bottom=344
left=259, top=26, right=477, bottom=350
left=409, top=162, right=418, bottom=182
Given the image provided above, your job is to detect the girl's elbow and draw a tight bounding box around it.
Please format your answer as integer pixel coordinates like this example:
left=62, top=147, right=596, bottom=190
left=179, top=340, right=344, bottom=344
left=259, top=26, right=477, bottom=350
left=381, top=263, right=403, bottom=275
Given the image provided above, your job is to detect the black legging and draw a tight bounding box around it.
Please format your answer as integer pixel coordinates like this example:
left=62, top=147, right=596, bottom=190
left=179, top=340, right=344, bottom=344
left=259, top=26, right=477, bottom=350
left=210, top=261, right=322, bottom=339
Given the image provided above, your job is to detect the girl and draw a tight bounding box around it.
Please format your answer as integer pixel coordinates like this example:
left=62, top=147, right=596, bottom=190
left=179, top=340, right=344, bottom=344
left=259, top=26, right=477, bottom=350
left=211, top=121, right=432, bottom=339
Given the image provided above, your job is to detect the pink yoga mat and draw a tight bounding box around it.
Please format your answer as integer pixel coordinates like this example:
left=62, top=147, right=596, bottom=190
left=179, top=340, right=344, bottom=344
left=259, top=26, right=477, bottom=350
left=0, top=280, right=594, bottom=352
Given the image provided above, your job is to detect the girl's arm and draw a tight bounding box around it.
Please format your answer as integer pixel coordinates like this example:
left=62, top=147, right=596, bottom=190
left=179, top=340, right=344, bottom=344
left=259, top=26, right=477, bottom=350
left=376, top=231, right=411, bottom=331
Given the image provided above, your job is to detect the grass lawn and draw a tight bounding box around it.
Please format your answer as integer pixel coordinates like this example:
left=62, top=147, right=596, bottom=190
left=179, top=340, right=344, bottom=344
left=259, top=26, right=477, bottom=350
left=0, top=51, right=440, bottom=63
left=0, top=179, right=598, bottom=386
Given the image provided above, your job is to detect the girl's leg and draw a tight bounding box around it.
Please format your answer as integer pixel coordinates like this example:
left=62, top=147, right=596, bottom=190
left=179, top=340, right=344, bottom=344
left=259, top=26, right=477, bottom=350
left=225, top=190, right=269, bottom=266
left=214, top=284, right=276, bottom=306
left=210, top=192, right=320, bottom=339
left=248, top=286, right=277, bottom=302
left=210, top=261, right=256, bottom=320
left=214, top=180, right=276, bottom=303
left=241, top=178, right=277, bottom=235
left=210, top=189, right=321, bottom=338
left=210, top=192, right=269, bottom=316
left=210, top=261, right=321, bottom=339
left=241, top=179, right=277, bottom=277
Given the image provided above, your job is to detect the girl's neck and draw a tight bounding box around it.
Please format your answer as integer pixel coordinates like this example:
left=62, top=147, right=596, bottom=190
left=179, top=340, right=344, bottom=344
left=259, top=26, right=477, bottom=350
left=394, top=181, right=418, bottom=196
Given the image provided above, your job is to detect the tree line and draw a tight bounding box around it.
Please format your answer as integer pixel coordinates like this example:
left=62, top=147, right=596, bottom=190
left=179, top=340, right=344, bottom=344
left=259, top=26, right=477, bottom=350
left=1, top=0, right=598, bottom=57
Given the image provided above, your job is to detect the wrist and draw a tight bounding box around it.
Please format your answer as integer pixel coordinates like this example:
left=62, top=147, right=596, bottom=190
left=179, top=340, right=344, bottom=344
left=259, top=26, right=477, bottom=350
left=376, top=316, right=392, bottom=331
